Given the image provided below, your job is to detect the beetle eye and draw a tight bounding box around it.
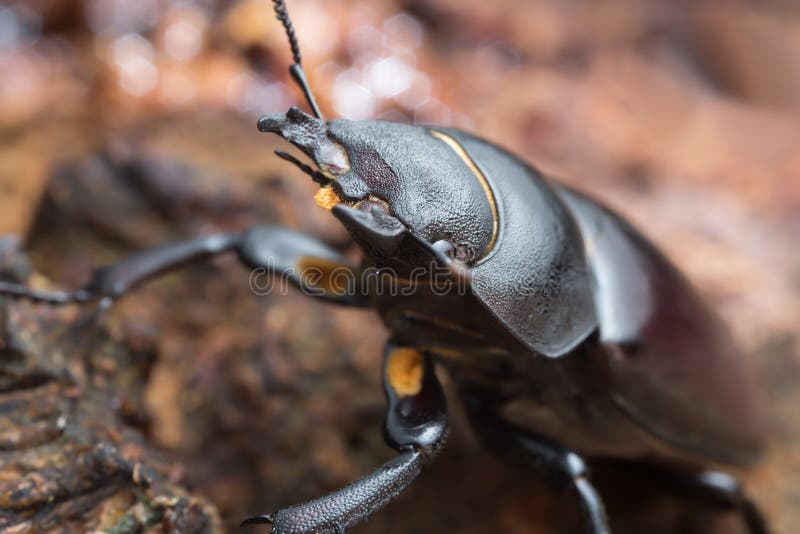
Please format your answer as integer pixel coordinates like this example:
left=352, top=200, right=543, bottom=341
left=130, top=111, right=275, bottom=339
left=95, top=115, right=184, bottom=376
left=432, top=240, right=475, bottom=263
left=454, top=244, right=474, bottom=263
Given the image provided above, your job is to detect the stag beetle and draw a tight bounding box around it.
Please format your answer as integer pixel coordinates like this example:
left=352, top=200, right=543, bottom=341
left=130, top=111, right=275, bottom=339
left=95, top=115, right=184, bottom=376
left=0, top=1, right=768, bottom=533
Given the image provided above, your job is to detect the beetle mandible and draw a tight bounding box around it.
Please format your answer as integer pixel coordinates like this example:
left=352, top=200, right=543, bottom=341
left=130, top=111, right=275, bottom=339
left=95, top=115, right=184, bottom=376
left=0, top=1, right=768, bottom=533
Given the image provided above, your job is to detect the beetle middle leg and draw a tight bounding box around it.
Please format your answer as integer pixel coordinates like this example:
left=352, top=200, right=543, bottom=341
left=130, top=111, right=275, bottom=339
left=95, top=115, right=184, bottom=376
left=241, top=343, right=448, bottom=533
left=0, top=225, right=368, bottom=310
left=461, top=388, right=610, bottom=534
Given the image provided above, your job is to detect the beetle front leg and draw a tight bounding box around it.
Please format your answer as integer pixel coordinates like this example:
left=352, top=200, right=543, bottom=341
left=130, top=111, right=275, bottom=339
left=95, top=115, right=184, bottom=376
left=462, top=389, right=609, bottom=534
left=0, top=225, right=367, bottom=309
left=0, top=233, right=240, bottom=308
left=242, top=343, right=448, bottom=533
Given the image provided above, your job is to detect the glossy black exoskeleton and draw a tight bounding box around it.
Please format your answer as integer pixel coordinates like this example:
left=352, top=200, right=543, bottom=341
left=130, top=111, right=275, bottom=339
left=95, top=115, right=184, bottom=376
left=0, top=2, right=767, bottom=533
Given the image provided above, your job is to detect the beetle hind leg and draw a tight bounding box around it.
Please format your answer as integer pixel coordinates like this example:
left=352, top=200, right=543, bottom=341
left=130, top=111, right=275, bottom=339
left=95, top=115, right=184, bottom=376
left=639, top=466, right=769, bottom=534
left=460, top=388, right=610, bottom=534
left=692, top=470, right=768, bottom=534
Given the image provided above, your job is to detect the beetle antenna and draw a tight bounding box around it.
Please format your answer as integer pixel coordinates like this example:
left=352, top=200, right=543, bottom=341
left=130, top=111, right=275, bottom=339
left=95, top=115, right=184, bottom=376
left=271, top=0, right=324, bottom=120
left=274, top=150, right=332, bottom=186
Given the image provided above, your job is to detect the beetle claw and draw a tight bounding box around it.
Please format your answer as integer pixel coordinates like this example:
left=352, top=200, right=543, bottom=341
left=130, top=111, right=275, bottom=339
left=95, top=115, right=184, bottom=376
left=240, top=513, right=273, bottom=526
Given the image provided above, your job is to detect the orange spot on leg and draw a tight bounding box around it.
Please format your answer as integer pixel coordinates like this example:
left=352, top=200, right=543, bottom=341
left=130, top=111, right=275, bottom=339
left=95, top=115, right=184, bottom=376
left=386, top=348, right=424, bottom=397
left=296, top=257, right=351, bottom=295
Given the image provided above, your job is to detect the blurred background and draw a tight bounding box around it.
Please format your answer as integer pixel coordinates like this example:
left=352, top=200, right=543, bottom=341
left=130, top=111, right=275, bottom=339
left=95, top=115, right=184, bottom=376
left=0, top=0, right=798, bottom=532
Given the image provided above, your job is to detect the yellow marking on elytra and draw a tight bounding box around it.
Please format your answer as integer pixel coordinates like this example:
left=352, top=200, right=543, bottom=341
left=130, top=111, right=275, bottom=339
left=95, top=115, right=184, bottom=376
left=386, top=348, right=424, bottom=397
left=429, top=130, right=499, bottom=260
left=314, top=185, right=341, bottom=210
left=296, top=256, right=349, bottom=295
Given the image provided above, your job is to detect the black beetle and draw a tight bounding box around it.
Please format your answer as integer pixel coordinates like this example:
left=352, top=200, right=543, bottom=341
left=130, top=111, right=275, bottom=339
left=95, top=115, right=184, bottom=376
left=0, top=1, right=768, bottom=533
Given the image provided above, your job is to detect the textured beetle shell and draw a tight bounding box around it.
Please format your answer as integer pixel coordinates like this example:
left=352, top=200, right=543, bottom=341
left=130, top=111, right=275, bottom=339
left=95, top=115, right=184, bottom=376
left=428, top=130, right=764, bottom=468
left=555, top=186, right=765, bottom=467
left=443, top=129, right=598, bottom=358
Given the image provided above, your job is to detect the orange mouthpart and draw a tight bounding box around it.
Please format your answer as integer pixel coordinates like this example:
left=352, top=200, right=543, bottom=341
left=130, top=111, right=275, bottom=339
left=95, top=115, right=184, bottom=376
left=314, top=186, right=341, bottom=210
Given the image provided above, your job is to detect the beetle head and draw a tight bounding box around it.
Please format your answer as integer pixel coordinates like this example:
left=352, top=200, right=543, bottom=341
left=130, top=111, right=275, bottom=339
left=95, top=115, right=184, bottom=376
left=259, top=107, right=496, bottom=278
left=258, top=106, right=350, bottom=179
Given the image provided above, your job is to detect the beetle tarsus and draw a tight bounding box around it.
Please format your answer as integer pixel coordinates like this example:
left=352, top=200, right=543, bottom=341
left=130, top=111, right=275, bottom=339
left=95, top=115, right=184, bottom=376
left=0, top=282, right=92, bottom=305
